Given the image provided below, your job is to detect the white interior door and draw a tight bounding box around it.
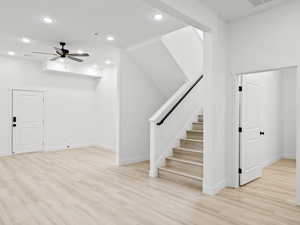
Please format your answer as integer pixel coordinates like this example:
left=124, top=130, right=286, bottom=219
left=12, top=90, right=44, bottom=154
left=240, top=76, right=263, bottom=185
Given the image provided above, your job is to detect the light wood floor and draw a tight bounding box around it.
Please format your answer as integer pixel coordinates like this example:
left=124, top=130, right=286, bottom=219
left=0, top=147, right=299, bottom=225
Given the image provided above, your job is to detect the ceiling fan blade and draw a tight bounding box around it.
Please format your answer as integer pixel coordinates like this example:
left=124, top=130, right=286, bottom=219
left=32, top=52, right=56, bottom=56
left=67, top=56, right=83, bottom=62
left=54, top=47, right=63, bottom=55
left=68, top=53, right=90, bottom=57
left=49, top=56, right=61, bottom=61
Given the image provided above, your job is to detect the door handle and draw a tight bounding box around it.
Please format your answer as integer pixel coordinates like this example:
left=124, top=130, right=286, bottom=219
left=12, top=124, right=16, bottom=127
left=260, top=131, right=265, bottom=136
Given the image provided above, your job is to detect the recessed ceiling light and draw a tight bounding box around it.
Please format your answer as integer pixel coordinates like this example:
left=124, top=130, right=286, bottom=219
left=21, top=37, right=31, bottom=44
left=8, top=51, right=15, bottom=56
left=106, top=36, right=115, bottom=41
left=105, top=60, right=112, bottom=65
left=59, top=58, right=65, bottom=62
left=92, top=64, right=98, bottom=68
left=43, top=17, right=53, bottom=24
left=153, top=13, right=163, bottom=21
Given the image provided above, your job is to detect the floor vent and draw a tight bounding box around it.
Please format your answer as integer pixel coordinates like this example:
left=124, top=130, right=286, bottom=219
left=248, top=0, right=273, bottom=7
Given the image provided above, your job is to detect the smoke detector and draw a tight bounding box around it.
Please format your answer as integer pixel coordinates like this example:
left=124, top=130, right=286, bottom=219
left=248, top=0, right=273, bottom=7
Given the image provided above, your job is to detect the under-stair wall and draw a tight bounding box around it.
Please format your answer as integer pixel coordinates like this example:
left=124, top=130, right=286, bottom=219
left=127, top=37, right=186, bottom=99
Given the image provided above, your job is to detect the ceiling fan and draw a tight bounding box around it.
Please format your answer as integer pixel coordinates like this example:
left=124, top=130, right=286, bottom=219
left=32, top=42, right=90, bottom=62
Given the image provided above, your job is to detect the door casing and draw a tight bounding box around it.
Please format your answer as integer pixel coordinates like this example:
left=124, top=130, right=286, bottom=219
left=231, top=66, right=298, bottom=188
left=11, top=88, right=45, bottom=154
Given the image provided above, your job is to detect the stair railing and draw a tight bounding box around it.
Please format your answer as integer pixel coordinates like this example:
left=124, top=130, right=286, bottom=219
left=156, top=74, right=204, bottom=126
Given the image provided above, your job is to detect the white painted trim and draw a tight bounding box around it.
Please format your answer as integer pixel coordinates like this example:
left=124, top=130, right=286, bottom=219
left=296, top=65, right=300, bottom=206
left=94, top=144, right=116, bottom=152
left=44, top=144, right=94, bottom=152
left=203, top=179, right=226, bottom=196
left=118, top=154, right=149, bottom=165
left=127, top=36, right=162, bottom=52
left=0, top=152, right=12, bottom=157
left=12, top=87, right=48, bottom=92
left=230, top=65, right=300, bottom=205
left=284, top=154, right=296, bottom=160
left=261, top=154, right=283, bottom=168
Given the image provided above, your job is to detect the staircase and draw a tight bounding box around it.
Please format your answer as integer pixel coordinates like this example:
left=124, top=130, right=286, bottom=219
left=158, top=115, right=204, bottom=185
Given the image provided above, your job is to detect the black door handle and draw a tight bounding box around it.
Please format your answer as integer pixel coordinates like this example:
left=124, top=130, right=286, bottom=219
left=12, top=124, right=16, bottom=127
left=260, top=131, right=265, bottom=135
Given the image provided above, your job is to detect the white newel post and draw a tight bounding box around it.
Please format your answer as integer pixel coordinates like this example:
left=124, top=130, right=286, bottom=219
left=149, top=121, right=158, bottom=177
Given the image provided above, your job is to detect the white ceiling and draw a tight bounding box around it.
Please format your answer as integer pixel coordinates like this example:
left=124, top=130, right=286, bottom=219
left=0, top=0, right=186, bottom=65
left=198, top=0, right=291, bottom=21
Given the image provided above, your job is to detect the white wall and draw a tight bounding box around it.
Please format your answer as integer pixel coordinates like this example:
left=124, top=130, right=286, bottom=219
left=228, top=0, right=300, bottom=204
left=95, top=67, right=118, bottom=151
left=162, top=26, right=204, bottom=80
left=127, top=38, right=186, bottom=99
left=0, top=56, right=98, bottom=155
left=118, top=52, right=165, bottom=164
left=229, top=0, right=300, bottom=74
left=282, top=67, right=297, bottom=159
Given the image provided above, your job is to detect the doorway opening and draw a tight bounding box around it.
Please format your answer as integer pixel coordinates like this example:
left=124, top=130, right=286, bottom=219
left=237, top=67, right=297, bottom=200
left=12, top=89, right=45, bottom=154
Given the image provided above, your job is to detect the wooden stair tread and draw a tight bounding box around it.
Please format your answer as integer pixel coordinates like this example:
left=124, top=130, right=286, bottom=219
left=181, top=138, right=203, bottom=143
left=166, top=156, right=203, bottom=166
left=159, top=167, right=203, bottom=181
left=187, top=130, right=203, bottom=133
left=193, top=122, right=203, bottom=124
left=173, top=147, right=203, bottom=153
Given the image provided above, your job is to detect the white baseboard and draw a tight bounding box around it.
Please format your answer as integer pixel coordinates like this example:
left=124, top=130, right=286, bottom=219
left=261, top=154, right=283, bottom=168
left=94, top=144, right=116, bottom=152
left=149, top=168, right=158, bottom=177
left=0, top=152, right=12, bottom=157
left=0, top=144, right=110, bottom=158
left=118, top=154, right=149, bottom=165
left=203, top=179, right=226, bottom=195
left=45, top=144, right=93, bottom=152
left=283, top=153, right=296, bottom=160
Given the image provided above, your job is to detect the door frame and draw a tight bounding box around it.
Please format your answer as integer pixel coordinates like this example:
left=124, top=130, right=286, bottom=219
left=229, top=65, right=300, bottom=186
left=231, top=65, right=299, bottom=188
left=11, top=88, right=46, bottom=154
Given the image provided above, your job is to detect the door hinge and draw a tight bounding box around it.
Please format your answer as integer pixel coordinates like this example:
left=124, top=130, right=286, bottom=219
left=239, top=168, right=242, bottom=174
left=238, top=127, right=243, bottom=133
left=239, top=86, right=243, bottom=92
